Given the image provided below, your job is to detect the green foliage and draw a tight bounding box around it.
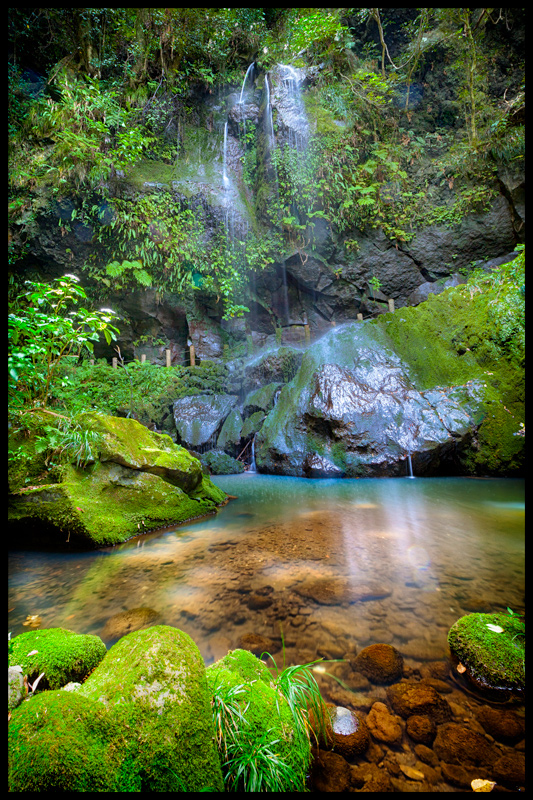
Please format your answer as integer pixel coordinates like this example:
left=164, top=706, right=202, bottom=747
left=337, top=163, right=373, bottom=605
left=8, top=275, right=120, bottom=408
left=14, top=71, right=156, bottom=191
left=33, top=415, right=102, bottom=469
left=210, top=651, right=327, bottom=792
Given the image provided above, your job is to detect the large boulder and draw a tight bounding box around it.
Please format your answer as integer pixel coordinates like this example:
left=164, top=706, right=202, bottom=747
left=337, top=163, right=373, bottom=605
left=447, top=612, right=525, bottom=701
left=8, top=628, right=107, bottom=692
left=9, top=626, right=224, bottom=792
left=8, top=413, right=227, bottom=547
left=256, top=322, right=483, bottom=477
left=9, top=460, right=225, bottom=548
left=173, top=394, right=239, bottom=450
left=80, top=412, right=204, bottom=492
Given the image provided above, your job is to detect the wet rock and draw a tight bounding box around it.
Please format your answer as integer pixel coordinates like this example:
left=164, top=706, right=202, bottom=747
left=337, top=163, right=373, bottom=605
left=102, top=608, right=161, bottom=640
left=236, top=633, right=274, bottom=657
left=200, top=449, right=244, bottom=475
left=309, top=747, right=351, bottom=793
left=304, top=453, right=345, bottom=478
left=173, top=394, right=239, bottom=450
left=353, top=644, right=404, bottom=684
left=413, top=743, right=439, bottom=767
left=350, top=761, right=394, bottom=792
left=243, top=347, right=303, bottom=388
left=257, top=323, right=483, bottom=478
left=367, top=701, right=403, bottom=744
left=475, top=705, right=525, bottom=743
left=492, top=752, right=526, bottom=785
left=432, top=722, right=495, bottom=766
left=8, top=667, right=27, bottom=712
left=386, top=681, right=452, bottom=724
left=326, top=706, right=370, bottom=757
left=295, top=578, right=392, bottom=606
left=440, top=762, right=478, bottom=788
left=406, top=714, right=437, bottom=744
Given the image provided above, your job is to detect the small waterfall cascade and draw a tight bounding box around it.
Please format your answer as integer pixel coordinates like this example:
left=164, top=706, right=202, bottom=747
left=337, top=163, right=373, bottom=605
left=277, top=64, right=310, bottom=153
left=406, top=451, right=415, bottom=479
left=222, top=120, right=229, bottom=187
left=249, top=434, right=257, bottom=473
left=238, top=62, right=255, bottom=104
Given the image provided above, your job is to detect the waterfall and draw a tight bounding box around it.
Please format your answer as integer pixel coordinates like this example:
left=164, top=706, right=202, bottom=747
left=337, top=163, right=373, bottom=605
left=238, top=62, right=255, bottom=104
left=407, top=451, right=415, bottom=478
left=249, top=434, right=257, bottom=473
left=222, top=121, right=229, bottom=187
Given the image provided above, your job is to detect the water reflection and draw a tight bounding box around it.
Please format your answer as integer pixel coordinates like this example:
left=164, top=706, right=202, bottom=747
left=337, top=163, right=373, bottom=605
left=9, top=477, right=524, bottom=668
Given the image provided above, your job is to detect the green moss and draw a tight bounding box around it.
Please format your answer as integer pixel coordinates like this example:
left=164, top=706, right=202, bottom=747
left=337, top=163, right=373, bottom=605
left=79, top=625, right=224, bottom=792
left=447, top=613, right=525, bottom=692
left=8, top=691, right=136, bottom=792
left=206, top=649, right=310, bottom=791
left=9, top=413, right=228, bottom=546
left=371, top=276, right=524, bottom=474
left=8, top=628, right=107, bottom=691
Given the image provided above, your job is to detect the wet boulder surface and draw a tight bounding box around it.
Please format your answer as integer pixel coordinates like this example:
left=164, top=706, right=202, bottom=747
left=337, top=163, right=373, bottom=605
left=256, top=321, right=485, bottom=478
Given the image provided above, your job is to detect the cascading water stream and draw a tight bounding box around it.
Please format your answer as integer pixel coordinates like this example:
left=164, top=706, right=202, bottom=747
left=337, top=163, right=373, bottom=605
left=407, top=451, right=415, bottom=478
left=248, top=434, right=257, bottom=473
left=238, top=62, right=255, bottom=104
left=222, top=120, right=229, bottom=187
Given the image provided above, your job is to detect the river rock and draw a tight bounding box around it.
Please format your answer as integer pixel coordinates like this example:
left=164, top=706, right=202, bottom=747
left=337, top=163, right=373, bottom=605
left=386, top=681, right=452, bottom=724
left=309, top=748, right=351, bottom=793
left=366, top=701, right=403, bottom=744
left=236, top=633, right=274, bottom=656
left=102, top=608, right=161, bottom=640
left=432, top=722, right=495, bottom=766
left=173, top=394, right=238, bottom=449
left=353, top=644, right=404, bottom=684
left=475, top=705, right=525, bottom=743
left=325, top=706, right=370, bottom=757
left=294, top=578, right=392, bottom=606
left=406, top=714, right=437, bottom=744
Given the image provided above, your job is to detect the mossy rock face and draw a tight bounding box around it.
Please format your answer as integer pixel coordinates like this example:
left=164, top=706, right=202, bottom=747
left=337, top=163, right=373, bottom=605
left=201, top=449, right=245, bottom=475
left=8, top=628, right=107, bottom=692
left=8, top=412, right=227, bottom=547
left=80, top=412, right=204, bottom=493
left=8, top=691, right=136, bottom=792
left=9, top=462, right=221, bottom=547
left=79, top=625, right=224, bottom=792
left=447, top=613, right=525, bottom=701
left=206, top=649, right=311, bottom=791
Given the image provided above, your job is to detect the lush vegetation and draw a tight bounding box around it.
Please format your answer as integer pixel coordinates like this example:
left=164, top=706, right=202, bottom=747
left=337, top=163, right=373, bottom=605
left=8, top=9, right=524, bottom=316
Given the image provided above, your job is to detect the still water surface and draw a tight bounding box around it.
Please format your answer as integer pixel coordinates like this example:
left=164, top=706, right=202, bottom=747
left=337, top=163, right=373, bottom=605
left=9, top=476, right=524, bottom=671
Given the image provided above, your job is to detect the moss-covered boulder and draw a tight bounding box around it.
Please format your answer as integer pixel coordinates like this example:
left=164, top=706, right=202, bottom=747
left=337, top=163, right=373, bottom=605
left=8, top=413, right=227, bottom=547
left=8, top=691, right=136, bottom=792
left=79, top=412, right=204, bottom=493
left=447, top=612, right=525, bottom=701
left=256, top=259, right=524, bottom=477
left=79, top=625, right=224, bottom=791
left=9, top=626, right=224, bottom=791
left=201, top=449, right=245, bottom=475
left=8, top=627, right=107, bottom=692
left=9, top=461, right=225, bottom=547
left=206, top=649, right=311, bottom=791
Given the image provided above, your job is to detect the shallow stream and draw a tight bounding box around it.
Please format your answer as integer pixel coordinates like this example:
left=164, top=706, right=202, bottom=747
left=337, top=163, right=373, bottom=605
left=9, top=475, right=525, bottom=790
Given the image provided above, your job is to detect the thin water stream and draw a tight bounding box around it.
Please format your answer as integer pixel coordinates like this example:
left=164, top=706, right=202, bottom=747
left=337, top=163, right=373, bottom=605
left=9, top=476, right=524, bottom=789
